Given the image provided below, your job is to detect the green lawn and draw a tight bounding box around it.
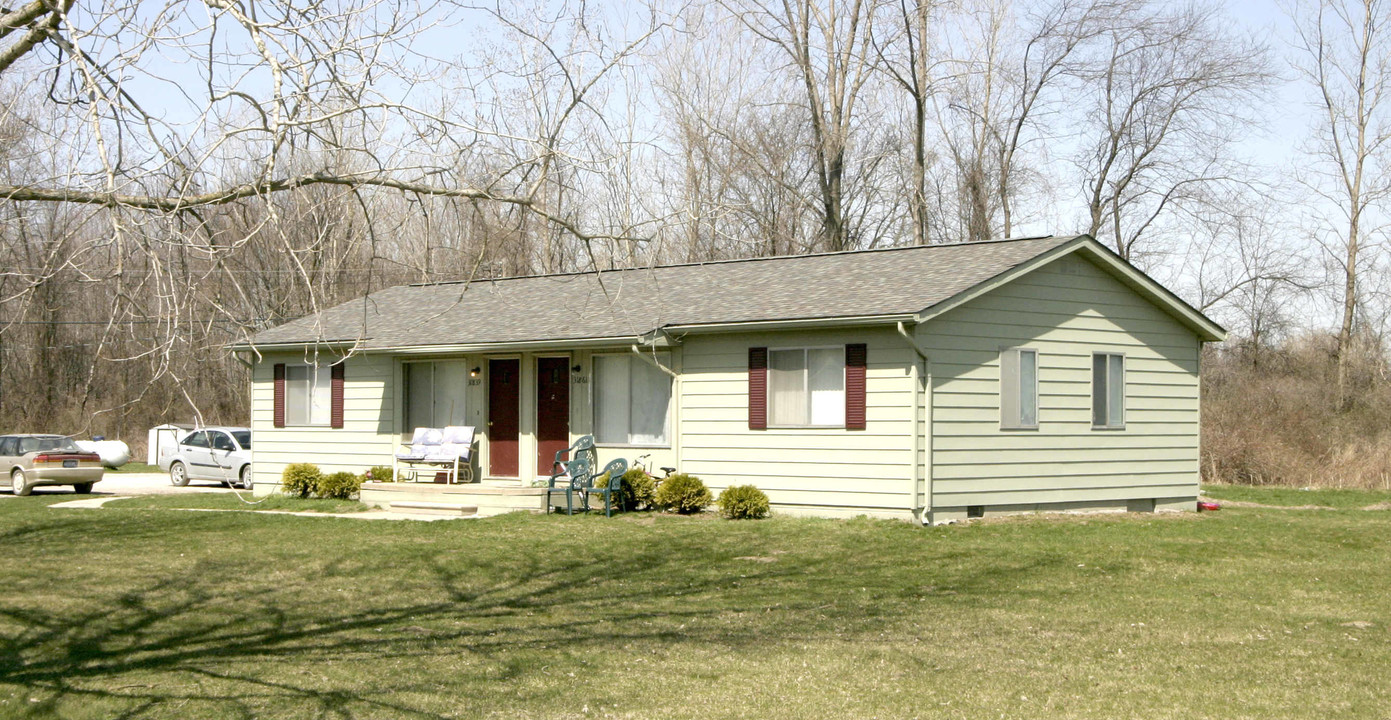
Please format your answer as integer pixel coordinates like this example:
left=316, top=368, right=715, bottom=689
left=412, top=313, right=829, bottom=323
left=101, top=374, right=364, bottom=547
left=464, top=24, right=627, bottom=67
left=1203, top=483, right=1391, bottom=509
left=106, top=494, right=371, bottom=513
left=1, top=491, right=1388, bottom=719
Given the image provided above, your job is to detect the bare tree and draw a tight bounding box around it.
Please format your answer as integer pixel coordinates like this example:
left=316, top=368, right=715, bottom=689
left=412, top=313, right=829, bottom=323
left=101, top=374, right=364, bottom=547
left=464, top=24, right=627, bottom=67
left=1073, top=1, right=1271, bottom=264
left=871, top=0, right=940, bottom=245
left=1290, top=0, right=1391, bottom=403
left=726, top=0, right=883, bottom=251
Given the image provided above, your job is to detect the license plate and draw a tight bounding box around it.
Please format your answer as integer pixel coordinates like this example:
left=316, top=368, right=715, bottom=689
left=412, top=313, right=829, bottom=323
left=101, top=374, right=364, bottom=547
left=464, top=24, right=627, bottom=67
left=63, top=459, right=76, bottom=468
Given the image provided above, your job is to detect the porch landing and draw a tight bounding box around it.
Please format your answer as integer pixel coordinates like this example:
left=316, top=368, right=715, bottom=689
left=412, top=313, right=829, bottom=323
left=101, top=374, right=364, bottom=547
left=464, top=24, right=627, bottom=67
left=360, top=481, right=548, bottom=517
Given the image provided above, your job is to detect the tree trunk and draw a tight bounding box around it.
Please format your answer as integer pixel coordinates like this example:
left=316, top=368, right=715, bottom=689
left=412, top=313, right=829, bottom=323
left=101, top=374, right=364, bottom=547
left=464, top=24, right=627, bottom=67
left=1337, top=210, right=1359, bottom=405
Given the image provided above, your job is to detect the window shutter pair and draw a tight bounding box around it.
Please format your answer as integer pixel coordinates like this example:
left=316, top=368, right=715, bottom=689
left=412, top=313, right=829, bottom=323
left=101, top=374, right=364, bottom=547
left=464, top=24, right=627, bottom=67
left=747, top=344, right=866, bottom=430
left=272, top=362, right=345, bottom=429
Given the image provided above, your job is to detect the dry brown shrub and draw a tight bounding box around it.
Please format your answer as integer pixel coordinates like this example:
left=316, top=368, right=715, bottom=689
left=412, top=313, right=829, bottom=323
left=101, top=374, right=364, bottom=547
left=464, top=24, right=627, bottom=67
left=1203, top=333, right=1391, bottom=490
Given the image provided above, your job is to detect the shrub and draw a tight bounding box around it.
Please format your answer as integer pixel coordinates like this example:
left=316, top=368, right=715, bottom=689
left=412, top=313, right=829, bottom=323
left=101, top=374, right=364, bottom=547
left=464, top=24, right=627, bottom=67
left=717, top=485, right=770, bottom=520
left=653, top=473, right=713, bottom=514
left=620, top=468, right=657, bottom=510
left=281, top=463, right=322, bottom=499
left=362, top=465, right=394, bottom=484
left=317, top=471, right=362, bottom=500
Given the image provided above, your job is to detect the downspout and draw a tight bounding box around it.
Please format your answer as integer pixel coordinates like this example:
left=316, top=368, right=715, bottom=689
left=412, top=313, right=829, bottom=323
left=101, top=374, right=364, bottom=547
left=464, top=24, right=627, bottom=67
left=896, top=322, right=932, bottom=525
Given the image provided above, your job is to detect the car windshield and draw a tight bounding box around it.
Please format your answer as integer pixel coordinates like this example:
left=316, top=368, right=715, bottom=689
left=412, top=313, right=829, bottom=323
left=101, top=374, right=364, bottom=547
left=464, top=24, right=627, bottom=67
left=18, top=437, right=80, bottom=454
left=232, top=431, right=251, bottom=449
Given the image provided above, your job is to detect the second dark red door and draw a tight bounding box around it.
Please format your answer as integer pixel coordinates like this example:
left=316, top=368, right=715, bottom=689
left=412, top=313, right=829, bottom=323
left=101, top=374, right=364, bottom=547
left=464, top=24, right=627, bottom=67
left=536, top=357, right=571, bottom=477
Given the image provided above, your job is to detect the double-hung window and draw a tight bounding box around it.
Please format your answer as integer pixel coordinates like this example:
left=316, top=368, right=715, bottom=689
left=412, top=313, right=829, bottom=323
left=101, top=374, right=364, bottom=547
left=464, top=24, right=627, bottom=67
left=1092, top=352, right=1125, bottom=429
left=594, top=354, right=672, bottom=446
left=1000, top=347, right=1038, bottom=430
left=768, top=347, right=845, bottom=427
left=404, top=361, right=469, bottom=431
left=285, top=364, right=332, bottom=426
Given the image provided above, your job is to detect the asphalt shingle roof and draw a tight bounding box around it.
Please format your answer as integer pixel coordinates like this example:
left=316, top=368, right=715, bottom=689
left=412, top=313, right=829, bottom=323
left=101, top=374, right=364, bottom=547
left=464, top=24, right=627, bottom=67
left=247, top=235, right=1081, bottom=349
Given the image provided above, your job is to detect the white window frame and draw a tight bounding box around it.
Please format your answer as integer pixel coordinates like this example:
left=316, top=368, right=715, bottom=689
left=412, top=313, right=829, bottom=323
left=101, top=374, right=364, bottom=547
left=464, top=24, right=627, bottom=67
left=766, top=345, right=846, bottom=429
left=1000, top=347, right=1039, bottom=431
left=592, top=352, right=673, bottom=448
left=1091, top=352, right=1126, bottom=430
left=285, top=364, right=332, bottom=427
left=403, top=360, right=470, bottom=432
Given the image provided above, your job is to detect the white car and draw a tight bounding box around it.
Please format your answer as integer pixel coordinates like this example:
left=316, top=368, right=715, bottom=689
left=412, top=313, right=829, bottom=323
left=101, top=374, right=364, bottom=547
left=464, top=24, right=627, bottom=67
left=157, top=427, right=253, bottom=489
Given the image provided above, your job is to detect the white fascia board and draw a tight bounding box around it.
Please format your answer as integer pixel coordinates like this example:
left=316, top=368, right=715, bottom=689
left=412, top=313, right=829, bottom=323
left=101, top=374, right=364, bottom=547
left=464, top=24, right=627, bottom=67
left=372, top=335, right=654, bottom=355
left=663, top=313, right=918, bottom=335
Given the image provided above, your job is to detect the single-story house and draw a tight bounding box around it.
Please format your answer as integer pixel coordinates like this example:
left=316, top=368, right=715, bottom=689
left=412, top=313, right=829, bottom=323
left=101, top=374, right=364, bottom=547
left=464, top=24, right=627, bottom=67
left=232, top=234, right=1224, bottom=522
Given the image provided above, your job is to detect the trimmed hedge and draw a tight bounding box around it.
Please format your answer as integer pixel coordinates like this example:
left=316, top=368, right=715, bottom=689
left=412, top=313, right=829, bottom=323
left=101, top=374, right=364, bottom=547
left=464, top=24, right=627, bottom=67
left=281, top=463, right=322, bottom=499
left=653, top=473, right=713, bottom=514
left=717, top=485, right=770, bottom=520
left=318, top=471, right=362, bottom=500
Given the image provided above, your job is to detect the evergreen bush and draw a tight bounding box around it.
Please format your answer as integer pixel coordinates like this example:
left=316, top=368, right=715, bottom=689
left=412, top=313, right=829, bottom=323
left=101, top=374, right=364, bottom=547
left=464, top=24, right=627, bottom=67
left=652, top=473, right=713, bottom=514
left=281, top=463, right=321, bottom=498
left=716, top=485, right=770, bottom=520
left=317, top=471, right=362, bottom=500
left=620, top=468, right=657, bottom=510
left=362, top=465, right=394, bottom=484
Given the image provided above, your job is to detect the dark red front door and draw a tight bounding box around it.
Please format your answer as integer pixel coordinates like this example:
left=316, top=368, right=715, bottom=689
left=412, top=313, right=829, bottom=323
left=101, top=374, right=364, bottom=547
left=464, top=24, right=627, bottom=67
left=488, top=359, right=520, bottom=477
left=536, top=357, right=571, bottom=477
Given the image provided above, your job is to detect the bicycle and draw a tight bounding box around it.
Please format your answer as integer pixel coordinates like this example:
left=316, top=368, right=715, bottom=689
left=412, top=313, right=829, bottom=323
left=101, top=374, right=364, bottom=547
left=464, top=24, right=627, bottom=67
left=633, top=453, right=676, bottom=491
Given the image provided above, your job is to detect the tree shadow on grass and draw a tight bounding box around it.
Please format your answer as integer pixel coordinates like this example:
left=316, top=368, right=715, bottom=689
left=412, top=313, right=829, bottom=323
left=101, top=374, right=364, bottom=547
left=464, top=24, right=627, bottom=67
left=0, top=517, right=1078, bottom=718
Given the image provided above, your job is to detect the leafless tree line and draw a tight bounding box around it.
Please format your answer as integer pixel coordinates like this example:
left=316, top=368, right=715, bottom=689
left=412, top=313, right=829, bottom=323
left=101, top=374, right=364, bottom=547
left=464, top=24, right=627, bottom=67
left=0, top=0, right=1385, bottom=441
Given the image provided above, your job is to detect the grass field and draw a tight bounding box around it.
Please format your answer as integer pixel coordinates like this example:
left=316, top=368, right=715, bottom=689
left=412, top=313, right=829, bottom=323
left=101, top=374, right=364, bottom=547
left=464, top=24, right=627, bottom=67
left=106, top=494, right=371, bottom=513
left=1, top=489, right=1388, bottom=719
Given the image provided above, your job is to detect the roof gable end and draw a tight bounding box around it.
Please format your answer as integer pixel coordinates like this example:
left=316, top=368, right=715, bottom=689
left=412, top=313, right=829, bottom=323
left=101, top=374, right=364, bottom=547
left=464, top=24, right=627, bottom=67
left=914, top=235, right=1226, bottom=342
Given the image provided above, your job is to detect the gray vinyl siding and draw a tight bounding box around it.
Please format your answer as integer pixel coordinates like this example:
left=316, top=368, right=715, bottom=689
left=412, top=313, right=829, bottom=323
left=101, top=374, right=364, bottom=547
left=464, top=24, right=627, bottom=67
left=678, top=327, right=918, bottom=516
left=919, top=252, right=1201, bottom=509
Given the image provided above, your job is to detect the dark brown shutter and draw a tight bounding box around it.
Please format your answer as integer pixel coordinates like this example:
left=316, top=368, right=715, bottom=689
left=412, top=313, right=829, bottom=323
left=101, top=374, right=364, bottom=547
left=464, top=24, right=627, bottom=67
left=330, top=362, right=345, bottom=429
left=748, top=347, right=768, bottom=430
left=845, top=344, right=867, bottom=430
left=273, top=364, right=286, bottom=428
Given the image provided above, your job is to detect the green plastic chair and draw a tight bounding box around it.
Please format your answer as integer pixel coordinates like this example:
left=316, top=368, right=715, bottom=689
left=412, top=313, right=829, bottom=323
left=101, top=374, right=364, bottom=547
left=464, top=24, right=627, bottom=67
left=586, top=458, right=628, bottom=517
left=551, top=435, right=596, bottom=477
left=546, top=455, right=592, bottom=516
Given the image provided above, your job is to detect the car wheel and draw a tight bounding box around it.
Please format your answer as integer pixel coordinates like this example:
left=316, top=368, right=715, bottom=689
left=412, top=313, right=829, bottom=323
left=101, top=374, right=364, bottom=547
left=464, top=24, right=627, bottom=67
left=239, top=465, right=254, bottom=490
left=73, top=482, right=94, bottom=494
left=11, top=468, right=31, bottom=496
left=169, top=461, right=190, bottom=487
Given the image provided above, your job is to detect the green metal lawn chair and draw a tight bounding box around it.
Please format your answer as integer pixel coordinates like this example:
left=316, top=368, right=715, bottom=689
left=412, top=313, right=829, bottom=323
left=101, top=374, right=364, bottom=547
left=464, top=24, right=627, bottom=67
left=585, top=458, right=629, bottom=517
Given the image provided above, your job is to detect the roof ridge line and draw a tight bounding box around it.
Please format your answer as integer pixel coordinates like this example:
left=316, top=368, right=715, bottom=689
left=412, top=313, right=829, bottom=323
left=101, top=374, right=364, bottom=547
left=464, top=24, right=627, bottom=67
left=406, top=234, right=1064, bottom=288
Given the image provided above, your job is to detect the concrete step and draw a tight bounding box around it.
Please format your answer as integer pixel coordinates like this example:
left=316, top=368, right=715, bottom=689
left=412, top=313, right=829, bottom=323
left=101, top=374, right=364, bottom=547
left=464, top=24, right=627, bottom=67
left=388, top=501, right=478, bottom=517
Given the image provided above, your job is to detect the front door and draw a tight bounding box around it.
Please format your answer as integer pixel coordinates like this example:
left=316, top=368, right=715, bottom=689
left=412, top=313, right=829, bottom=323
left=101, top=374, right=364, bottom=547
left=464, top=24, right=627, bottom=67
left=488, top=359, right=520, bottom=477
left=536, top=357, right=571, bottom=477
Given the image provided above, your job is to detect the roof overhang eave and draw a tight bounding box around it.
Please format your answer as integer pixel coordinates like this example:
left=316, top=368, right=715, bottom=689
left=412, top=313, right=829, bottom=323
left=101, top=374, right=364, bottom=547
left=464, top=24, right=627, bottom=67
left=383, top=335, right=666, bottom=354
left=662, top=313, right=919, bottom=335
left=227, top=339, right=359, bottom=353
